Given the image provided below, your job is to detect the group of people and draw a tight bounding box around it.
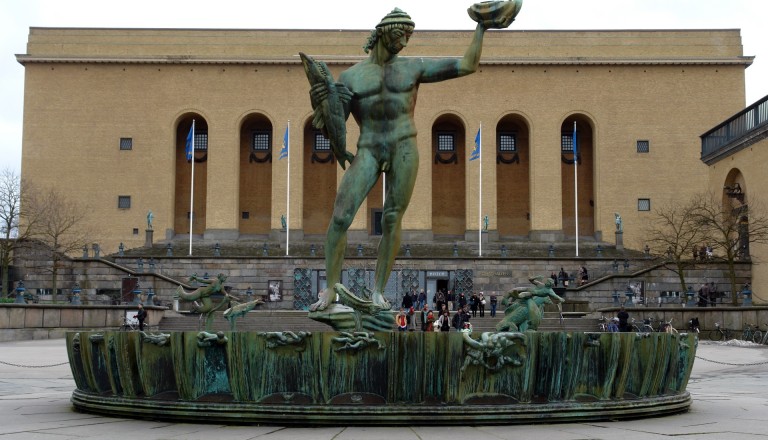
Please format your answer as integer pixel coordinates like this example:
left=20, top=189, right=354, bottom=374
left=395, top=289, right=499, bottom=332
left=697, top=281, right=720, bottom=307
left=692, top=244, right=714, bottom=261
left=550, top=266, right=589, bottom=287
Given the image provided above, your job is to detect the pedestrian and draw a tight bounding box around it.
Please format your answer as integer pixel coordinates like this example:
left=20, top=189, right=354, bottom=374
left=616, top=306, right=629, bottom=332
left=469, top=292, right=479, bottom=317
left=490, top=293, right=498, bottom=318
left=439, top=311, right=451, bottom=332
left=136, top=303, right=147, bottom=331
left=396, top=308, right=408, bottom=331
left=401, top=292, right=414, bottom=329
left=478, top=292, right=486, bottom=317
left=420, top=304, right=430, bottom=331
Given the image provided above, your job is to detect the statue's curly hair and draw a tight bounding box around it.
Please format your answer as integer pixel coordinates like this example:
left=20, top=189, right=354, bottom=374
left=363, top=23, right=415, bottom=54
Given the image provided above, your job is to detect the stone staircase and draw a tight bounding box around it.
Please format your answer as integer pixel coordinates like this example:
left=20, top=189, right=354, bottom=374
left=159, top=309, right=598, bottom=333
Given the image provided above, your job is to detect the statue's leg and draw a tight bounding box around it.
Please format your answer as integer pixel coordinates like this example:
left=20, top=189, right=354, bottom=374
left=310, top=150, right=380, bottom=311
left=373, top=140, right=418, bottom=306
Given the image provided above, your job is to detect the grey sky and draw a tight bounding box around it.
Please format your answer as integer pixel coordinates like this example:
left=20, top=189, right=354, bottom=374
left=2, top=0, right=766, bottom=173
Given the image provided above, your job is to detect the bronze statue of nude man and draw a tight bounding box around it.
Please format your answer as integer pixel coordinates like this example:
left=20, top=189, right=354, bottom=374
left=305, top=4, right=521, bottom=312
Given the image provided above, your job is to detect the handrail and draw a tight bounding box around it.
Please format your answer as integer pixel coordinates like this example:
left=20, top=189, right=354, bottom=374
left=701, top=94, right=768, bottom=157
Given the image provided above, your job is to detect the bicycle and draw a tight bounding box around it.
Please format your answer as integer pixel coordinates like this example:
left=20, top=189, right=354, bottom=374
left=119, top=316, right=138, bottom=331
left=742, top=323, right=763, bottom=344
left=640, top=317, right=656, bottom=333
left=658, top=317, right=678, bottom=334
left=757, top=324, right=768, bottom=345
left=597, top=316, right=618, bottom=332
left=709, top=322, right=733, bottom=341
left=629, top=318, right=643, bottom=333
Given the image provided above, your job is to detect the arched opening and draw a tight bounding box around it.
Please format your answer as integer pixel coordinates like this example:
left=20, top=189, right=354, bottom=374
left=723, top=168, right=749, bottom=258
left=238, top=114, right=273, bottom=235
left=432, top=114, right=467, bottom=237
left=560, top=116, right=594, bottom=237
left=495, top=114, right=530, bottom=237
left=302, top=120, right=337, bottom=236
left=174, top=115, right=208, bottom=235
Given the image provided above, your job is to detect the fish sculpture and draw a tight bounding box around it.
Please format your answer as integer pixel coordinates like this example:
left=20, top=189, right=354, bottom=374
left=299, top=52, right=354, bottom=170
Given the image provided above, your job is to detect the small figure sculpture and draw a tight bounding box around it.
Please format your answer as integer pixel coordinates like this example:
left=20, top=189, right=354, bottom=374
left=196, top=331, right=228, bottom=347
left=223, top=297, right=264, bottom=331
left=258, top=331, right=312, bottom=351
left=483, top=215, right=489, bottom=231
left=332, top=331, right=385, bottom=352
left=147, top=210, right=154, bottom=230
left=461, top=331, right=527, bottom=373
left=174, top=273, right=230, bottom=330
left=614, top=212, right=623, bottom=233
left=301, top=3, right=520, bottom=316
left=140, top=331, right=171, bottom=346
left=280, top=214, right=286, bottom=231
left=496, top=276, right=565, bottom=332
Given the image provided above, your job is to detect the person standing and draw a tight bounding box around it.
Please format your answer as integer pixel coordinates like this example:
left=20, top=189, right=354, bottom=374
left=490, top=293, right=498, bottom=318
left=478, top=292, right=486, bottom=317
left=396, top=308, right=408, bottom=331
left=469, top=292, right=479, bottom=317
left=136, top=303, right=147, bottom=331
left=616, top=306, right=629, bottom=332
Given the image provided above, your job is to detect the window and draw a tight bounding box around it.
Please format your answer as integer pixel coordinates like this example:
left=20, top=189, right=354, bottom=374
left=252, top=131, right=270, bottom=151
left=118, top=196, right=131, bottom=209
left=437, top=133, right=455, bottom=152
left=638, top=199, right=651, bottom=211
left=119, top=138, right=133, bottom=150
left=194, top=130, right=208, bottom=151
left=498, top=133, right=517, bottom=152
left=242, top=211, right=250, bottom=219
left=314, top=131, right=330, bottom=151
left=561, top=134, right=574, bottom=152
left=132, top=228, right=139, bottom=235
left=637, top=140, right=650, bottom=153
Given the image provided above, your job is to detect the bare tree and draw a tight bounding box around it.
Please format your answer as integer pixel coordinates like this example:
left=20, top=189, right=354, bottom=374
left=0, top=169, right=41, bottom=297
left=27, top=186, right=90, bottom=302
left=644, top=198, right=704, bottom=292
left=693, top=192, right=768, bottom=304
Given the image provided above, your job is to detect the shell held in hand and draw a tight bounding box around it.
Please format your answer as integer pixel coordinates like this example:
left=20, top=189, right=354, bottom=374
left=467, top=0, right=523, bottom=29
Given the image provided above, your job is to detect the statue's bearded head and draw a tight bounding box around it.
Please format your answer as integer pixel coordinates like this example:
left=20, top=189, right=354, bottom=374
left=364, top=8, right=415, bottom=54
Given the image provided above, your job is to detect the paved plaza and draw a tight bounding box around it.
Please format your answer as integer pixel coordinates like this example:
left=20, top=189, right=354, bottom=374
left=0, top=337, right=766, bottom=440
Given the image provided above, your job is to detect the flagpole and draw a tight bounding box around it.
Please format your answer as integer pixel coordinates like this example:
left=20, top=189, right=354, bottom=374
left=285, top=121, right=290, bottom=257
left=188, top=119, right=195, bottom=256
left=573, top=120, right=579, bottom=257
left=478, top=123, right=482, bottom=257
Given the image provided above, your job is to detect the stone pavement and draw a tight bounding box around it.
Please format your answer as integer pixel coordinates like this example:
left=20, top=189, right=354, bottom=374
left=0, top=338, right=766, bottom=440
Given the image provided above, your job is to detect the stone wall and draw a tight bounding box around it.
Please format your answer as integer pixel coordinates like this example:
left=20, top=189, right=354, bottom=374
left=12, top=251, right=752, bottom=311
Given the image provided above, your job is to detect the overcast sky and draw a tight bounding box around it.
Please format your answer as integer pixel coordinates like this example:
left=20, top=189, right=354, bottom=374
left=2, top=0, right=766, bottom=174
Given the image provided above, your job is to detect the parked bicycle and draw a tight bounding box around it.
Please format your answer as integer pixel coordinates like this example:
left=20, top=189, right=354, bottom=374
left=640, top=317, right=656, bottom=333
left=742, top=323, right=763, bottom=344
left=629, top=318, right=643, bottom=332
left=658, top=317, right=678, bottom=334
left=119, top=315, right=139, bottom=331
left=757, top=324, right=768, bottom=345
left=598, top=316, right=619, bottom=332
left=709, top=322, right=733, bottom=341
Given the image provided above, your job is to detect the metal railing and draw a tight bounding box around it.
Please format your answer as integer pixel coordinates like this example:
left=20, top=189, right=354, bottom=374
left=701, top=94, right=768, bottom=158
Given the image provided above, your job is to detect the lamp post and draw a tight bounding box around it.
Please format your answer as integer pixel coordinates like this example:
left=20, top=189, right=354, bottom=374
left=741, top=284, right=753, bottom=307
left=405, top=244, right=411, bottom=257
left=624, top=285, right=635, bottom=307
left=357, top=244, right=363, bottom=257
left=132, top=283, right=142, bottom=305
left=118, top=242, right=125, bottom=257
left=214, top=243, right=221, bottom=257
left=14, top=281, right=26, bottom=304
left=612, top=290, right=620, bottom=307
left=71, top=282, right=82, bottom=305
left=548, top=244, right=555, bottom=258
left=246, top=286, right=253, bottom=302
left=453, top=243, right=459, bottom=257
left=596, top=244, right=603, bottom=257
left=310, top=244, right=316, bottom=257
left=500, top=245, right=508, bottom=257
left=685, top=286, right=696, bottom=307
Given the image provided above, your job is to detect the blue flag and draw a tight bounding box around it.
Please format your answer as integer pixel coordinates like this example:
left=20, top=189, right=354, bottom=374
left=572, top=122, right=578, bottom=158
left=185, top=122, right=194, bottom=161
left=469, top=127, right=481, bottom=161
left=279, top=126, right=289, bottom=160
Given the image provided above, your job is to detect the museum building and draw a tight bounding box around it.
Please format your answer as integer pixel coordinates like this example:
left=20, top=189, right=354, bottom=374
left=17, top=26, right=752, bottom=256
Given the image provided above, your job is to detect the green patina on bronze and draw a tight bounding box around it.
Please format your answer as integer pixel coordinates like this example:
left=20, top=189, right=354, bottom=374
left=496, top=276, right=565, bottom=332
left=175, top=273, right=263, bottom=331
left=67, top=329, right=697, bottom=424
left=301, top=2, right=523, bottom=321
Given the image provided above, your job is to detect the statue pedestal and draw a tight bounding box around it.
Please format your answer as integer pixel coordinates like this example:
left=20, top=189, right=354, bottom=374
left=145, top=229, right=154, bottom=248
left=615, top=231, right=624, bottom=250
left=481, top=230, right=489, bottom=245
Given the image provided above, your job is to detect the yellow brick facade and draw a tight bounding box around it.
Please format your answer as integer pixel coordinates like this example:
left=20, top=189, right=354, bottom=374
left=18, top=27, right=750, bottom=254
